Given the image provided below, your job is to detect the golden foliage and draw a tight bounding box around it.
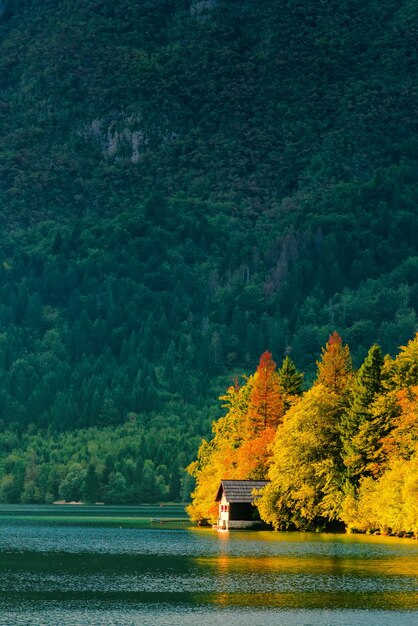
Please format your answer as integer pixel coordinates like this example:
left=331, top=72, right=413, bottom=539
left=257, top=383, right=344, bottom=529
left=188, top=332, right=418, bottom=535
left=343, top=456, right=418, bottom=536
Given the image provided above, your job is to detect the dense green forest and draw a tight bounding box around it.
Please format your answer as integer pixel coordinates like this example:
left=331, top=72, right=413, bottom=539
left=0, top=0, right=417, bottom=503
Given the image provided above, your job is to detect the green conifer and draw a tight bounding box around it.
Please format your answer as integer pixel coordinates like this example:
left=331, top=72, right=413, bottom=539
left=278, top=355, right=304, bottom=412
left=340, top=344, right=384, bottom=483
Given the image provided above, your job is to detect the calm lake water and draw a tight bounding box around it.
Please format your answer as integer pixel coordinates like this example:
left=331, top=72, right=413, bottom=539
left=0, top=505, right=417, bottom=625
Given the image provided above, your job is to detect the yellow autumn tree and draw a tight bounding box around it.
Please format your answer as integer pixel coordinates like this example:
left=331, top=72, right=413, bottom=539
left=258, top=333, right=352, bottom=530
left=186, top=380, right=251, bottom=524
left=342, top=384, right=418, bottom=535
left=385, top=332, right=418, bottom=390
left=257, top=383, right=345, bottom=529
left=346, top=456, right=418, bottom=536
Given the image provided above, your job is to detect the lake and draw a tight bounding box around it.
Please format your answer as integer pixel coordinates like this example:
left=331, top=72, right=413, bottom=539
left=0, top=505, right=417, bottom=625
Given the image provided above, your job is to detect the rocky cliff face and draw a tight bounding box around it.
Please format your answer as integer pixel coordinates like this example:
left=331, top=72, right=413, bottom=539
left=190, top=0, right=218, bottom=17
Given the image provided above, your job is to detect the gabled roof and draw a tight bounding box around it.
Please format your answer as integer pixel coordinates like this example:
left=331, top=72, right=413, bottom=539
left=215, top=479, right=269, bottom=502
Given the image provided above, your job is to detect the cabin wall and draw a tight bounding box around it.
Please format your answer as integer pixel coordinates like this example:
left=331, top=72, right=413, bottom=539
left=217, top=494, right=229, bottom=529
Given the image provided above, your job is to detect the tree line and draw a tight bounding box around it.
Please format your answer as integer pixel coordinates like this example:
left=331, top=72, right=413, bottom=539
left=188, top=332, right=418, bottom=536
left=0, top=418, right=196, bottom=504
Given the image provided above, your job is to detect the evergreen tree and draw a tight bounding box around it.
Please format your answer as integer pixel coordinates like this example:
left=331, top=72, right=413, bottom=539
left=340, top=344, right=384, bottom=484
left=277, top=355, right=304, bottom=412
left=82, top=463, right=100, bottom=503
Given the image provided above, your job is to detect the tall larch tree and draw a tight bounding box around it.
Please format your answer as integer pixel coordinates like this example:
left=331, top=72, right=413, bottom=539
left=237, top=352, right=284, bottom=479
left=246, top=351, right=283, bottom=434
left=317, top=331, right=352, bottom=394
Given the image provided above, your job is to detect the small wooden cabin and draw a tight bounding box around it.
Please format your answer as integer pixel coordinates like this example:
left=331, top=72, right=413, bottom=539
left=215, top=479, right=269, bottom=530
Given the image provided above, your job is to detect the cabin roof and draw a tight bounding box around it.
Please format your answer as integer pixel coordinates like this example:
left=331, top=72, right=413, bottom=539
left=215, top=480, right=269, bottom=503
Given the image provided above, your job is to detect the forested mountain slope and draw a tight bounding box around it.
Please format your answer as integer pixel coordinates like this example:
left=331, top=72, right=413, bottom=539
left=0, top=0, right=417, bottom=502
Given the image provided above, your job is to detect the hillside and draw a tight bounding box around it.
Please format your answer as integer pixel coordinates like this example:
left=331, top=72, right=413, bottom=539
left=0, top=0, right=417, bottom=502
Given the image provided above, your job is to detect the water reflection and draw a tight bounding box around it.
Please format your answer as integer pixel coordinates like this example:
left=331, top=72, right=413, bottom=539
left=0, top=508, right=418, bottom=624
left=196, top=553, right=418, bottom=578
left=205, top=590, right=418, bottom=611
left=192, top=531, right=418, bottom=610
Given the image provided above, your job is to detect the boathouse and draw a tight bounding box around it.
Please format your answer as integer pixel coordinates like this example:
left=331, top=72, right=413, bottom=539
left=215, top=479, right=269, bottom=530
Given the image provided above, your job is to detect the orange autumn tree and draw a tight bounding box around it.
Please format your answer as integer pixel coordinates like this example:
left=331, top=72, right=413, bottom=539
left=187, top=351, right=297, bottom=523
left=246, top=351, right=284, bottom=433
left=317, top=331, right=352, bottom=394
left=379, top=385, right=418, bottom=463
left=237, top=352, right=285, bottom=479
